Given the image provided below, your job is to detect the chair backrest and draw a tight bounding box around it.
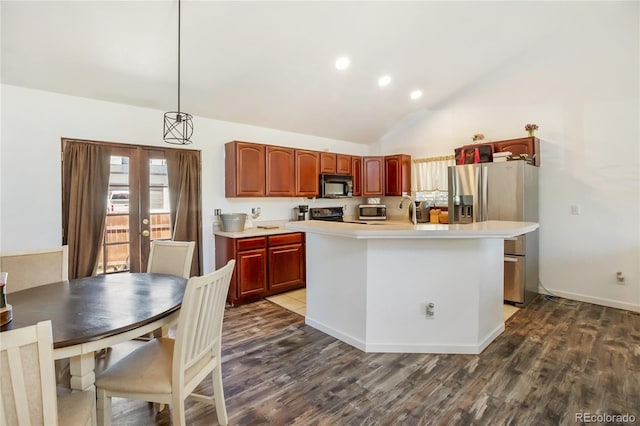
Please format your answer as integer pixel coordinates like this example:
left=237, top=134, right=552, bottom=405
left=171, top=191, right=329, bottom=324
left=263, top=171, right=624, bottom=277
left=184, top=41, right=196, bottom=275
left=147, top=240, right=195, bottom=279
left=172, top=260, right=235, bottom=392
left=0, top=321, right=58, bottom=426
left=0, top=246, right=69, bottom=293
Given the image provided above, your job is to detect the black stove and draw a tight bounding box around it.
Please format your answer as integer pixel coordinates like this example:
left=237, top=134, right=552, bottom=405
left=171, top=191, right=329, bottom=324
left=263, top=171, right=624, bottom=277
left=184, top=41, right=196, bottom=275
left=309, top=207, right=344, bottom=222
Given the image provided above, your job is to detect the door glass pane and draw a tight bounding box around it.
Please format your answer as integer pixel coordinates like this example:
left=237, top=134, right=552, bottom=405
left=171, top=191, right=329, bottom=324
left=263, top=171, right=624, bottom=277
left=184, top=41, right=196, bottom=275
left=100, top=155, right=131, bottom=274
left=149, top=158, right=172, bottom=241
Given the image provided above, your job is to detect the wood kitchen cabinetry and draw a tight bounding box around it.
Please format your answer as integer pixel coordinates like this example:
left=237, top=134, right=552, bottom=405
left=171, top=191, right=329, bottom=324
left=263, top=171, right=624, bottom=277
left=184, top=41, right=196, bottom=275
left=336, top=154, right=352, bottom=175
left=266, top=145, right=295, bottom=196
left=362, top=156, right=384, bottom=196
left=225, top=141, right=265, bottom=197
left=295, top=149, right=320, bottom=196
left=384, top=154, right=412, bottom=196
left=320, top=152, right=337, bottom=174
left=215, top=232, right=306, bottom=306
left=226, top=141, right=321, bottom=197
left=225, top=140, right=410, bottom=198
left=493, top=137, right=540, bottom=166
left=267, top=233, right=305, bottom=293
left=351, top=156, right=362, bottom=196
left=454, top=137, right=540, bottom=166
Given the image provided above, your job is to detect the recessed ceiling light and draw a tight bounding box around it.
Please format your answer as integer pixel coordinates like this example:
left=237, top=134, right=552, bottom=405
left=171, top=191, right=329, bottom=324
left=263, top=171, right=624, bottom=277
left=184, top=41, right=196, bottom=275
left=410, top=90, right=423, bottom=100
left=335, top=57, right=350, bottom=70
left=378, top=75, right=391, bottom=87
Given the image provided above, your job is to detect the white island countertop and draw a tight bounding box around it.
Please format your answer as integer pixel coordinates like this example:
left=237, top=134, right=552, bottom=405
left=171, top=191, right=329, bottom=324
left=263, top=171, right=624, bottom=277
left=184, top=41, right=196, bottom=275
left=285, top=219, right=539, bottom=239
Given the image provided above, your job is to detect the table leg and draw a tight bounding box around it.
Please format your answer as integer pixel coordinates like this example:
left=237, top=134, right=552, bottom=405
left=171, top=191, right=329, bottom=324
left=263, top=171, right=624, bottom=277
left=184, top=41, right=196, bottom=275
left=69, top=352, right=96, bottom=391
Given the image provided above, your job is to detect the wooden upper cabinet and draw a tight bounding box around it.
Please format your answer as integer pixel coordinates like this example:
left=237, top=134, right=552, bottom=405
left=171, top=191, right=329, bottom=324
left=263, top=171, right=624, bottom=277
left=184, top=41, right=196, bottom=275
left=266, top=145, right=295, bottom=196
left=225, top=141, right=265, bottom=197
left=295, top=149, right=320, bottom=197
left=362, top=156, right=384, bottom=196
left=351, top=156, right=362, bottom=196
left=454, top=137, right=540, bottom=166
left=336, top=154, right=352, bottom=175
left=320, top=152, right=337, bottom=174
left=493, top=137, right=540, bottom=166
left=384, top=154, right=412, bottom=196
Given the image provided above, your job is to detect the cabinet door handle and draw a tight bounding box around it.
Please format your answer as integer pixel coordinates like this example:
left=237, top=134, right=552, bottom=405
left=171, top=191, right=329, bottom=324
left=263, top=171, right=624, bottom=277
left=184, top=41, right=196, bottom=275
left=504, top=256, right=519, bottom=263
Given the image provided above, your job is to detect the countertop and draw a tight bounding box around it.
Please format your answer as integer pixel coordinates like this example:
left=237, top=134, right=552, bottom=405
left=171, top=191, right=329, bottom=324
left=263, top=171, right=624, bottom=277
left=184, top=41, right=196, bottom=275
left=213, top=220, right=299, bottom=239
left=285, top=219, right=539, bottom=239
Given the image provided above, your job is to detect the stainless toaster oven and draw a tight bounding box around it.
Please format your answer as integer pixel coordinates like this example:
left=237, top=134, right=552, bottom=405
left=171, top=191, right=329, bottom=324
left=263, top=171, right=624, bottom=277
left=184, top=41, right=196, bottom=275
left=359, top=204, right=386, bottom=220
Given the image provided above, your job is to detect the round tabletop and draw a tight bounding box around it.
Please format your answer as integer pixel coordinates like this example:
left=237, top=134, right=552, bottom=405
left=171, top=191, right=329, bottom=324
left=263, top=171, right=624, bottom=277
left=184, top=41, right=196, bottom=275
left=0, top=273, right=187, bottom=348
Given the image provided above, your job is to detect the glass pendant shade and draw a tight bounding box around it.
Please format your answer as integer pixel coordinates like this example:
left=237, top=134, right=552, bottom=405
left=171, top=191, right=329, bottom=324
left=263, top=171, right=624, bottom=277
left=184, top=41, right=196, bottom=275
left=163, top=111, right=193, bottom=145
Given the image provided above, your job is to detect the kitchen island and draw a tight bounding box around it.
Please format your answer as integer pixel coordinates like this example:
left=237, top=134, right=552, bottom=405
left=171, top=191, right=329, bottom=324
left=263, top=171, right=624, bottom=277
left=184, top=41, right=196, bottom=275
left=285, top=220, right=538, bottom=354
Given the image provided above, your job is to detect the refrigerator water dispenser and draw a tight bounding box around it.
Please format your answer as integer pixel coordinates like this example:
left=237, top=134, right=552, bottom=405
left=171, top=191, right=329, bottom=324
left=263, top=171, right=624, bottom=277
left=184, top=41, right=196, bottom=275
left=452, top=195, right=474, bottom=224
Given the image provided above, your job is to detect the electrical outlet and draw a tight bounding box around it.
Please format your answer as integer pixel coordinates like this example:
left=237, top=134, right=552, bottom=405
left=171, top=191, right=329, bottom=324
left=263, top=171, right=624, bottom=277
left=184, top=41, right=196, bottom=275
left=425, top=302, right=435, bottom=319
left=570, top=204, right=580, bottom=215
left=616, top=272, right=625, bottom=284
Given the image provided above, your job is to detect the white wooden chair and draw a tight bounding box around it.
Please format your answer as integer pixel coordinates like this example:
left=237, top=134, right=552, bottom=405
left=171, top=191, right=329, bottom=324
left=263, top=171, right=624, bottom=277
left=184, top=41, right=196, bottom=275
left=0, top=246, right=69, bottom=293
left=147, top=240, right=195, bottom=279
left=96, top=259, right=236, bottom=426
left=0, top=320, right=96, bottom=426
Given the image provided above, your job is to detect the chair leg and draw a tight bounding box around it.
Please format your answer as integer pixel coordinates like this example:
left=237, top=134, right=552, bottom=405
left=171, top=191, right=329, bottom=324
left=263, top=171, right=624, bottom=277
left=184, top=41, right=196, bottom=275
left=212, top=366, right=228, bottom=425
left=171, top=395, right=186, bottom=426
left=90, top=390, right=98, bottom=426
left=96, top=388, right=112, bottom=426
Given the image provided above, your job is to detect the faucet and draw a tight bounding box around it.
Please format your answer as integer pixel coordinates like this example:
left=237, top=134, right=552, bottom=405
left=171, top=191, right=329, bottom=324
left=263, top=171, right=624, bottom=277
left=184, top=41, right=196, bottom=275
left=398, top=195, right=417, bottom=225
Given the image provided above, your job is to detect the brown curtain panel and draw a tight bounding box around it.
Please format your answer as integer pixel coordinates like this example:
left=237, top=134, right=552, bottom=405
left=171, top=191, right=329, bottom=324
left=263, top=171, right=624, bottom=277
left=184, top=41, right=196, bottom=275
left=166, top=150, right=202, bottom=277
left=62, top=141, right=112, bottom=279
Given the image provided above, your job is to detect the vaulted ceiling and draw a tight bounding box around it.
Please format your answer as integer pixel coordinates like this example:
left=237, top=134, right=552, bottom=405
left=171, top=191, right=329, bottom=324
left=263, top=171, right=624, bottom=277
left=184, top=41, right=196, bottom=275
left=1, top=1, right=630, bottom=144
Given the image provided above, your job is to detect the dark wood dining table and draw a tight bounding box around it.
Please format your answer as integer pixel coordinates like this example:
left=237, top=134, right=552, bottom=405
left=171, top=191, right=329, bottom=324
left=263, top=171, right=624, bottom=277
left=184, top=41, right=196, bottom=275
left=1, top=273, right=187, bottom=391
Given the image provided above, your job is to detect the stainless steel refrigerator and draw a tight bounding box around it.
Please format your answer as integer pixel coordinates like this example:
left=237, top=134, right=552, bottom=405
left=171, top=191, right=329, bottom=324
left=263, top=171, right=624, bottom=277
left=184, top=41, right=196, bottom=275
left=448, top=161, right=539, bottom=306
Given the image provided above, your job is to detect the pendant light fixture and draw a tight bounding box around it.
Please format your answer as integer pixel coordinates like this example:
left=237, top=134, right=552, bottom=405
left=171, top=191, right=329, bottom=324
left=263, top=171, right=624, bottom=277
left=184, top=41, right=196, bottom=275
left=164, top=0, right=193, bottom=145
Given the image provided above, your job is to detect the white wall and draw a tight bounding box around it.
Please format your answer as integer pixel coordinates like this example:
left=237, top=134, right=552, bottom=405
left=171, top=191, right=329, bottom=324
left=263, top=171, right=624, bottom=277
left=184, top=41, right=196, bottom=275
left=378, top=3, right=640, bottom=312
left=0, top=84, right=374, bottom=273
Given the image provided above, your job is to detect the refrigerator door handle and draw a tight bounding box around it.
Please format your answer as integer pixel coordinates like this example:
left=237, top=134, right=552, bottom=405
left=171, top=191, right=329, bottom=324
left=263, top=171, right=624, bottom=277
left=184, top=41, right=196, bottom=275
left=504, top=256, right=519, bottom=263
left=481, top=165, right=489, bottom=221
left=471, top=165, right=482, bottom=222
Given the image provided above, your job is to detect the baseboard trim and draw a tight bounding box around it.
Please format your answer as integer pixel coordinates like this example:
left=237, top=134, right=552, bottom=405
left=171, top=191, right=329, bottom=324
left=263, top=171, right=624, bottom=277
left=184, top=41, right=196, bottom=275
left=538, top=286, right=640, bottom=313
left=305, top=317, right=505, bottom=354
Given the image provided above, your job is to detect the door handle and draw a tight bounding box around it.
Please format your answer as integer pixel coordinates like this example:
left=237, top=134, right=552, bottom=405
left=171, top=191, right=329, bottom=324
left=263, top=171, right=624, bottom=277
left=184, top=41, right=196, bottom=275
left=142, top=230, right=150, bottom=237
left=504, top=256, right=519, bottom=263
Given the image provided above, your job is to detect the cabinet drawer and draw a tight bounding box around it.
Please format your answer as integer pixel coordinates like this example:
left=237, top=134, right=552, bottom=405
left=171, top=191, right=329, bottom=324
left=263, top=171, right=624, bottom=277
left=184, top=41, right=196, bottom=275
left=268, top=233, right=304, bottom=246
left=504, top=234, right=525, bottom=255
left=237, top=236, right=267, bottom=251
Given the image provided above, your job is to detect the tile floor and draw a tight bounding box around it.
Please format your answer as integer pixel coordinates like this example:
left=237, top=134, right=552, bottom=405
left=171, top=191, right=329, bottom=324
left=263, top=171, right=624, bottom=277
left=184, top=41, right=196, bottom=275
left=267, top=289, right=520, bottom=322
left=266, top=288, right=307, bottom=316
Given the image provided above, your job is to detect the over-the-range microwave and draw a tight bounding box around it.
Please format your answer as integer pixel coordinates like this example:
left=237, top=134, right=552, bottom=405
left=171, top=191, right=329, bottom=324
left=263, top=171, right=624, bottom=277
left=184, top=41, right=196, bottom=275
left=319, top=174, right=353, bottom=198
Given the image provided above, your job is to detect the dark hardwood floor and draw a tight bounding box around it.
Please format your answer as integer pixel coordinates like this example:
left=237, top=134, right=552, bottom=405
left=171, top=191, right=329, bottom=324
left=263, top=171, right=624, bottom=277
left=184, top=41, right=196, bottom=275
left=101, top=296, right=640, bottom=425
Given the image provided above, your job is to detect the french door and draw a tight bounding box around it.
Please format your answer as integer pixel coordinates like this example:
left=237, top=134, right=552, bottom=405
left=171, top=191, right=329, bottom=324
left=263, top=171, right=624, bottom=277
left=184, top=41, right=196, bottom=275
left=98, top=147, right=172, bottom=274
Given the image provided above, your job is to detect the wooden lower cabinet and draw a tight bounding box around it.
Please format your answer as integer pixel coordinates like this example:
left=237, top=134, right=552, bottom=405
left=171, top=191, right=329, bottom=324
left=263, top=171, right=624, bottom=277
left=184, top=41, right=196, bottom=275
left=215, top=232, right=306, bottom=305
left=268, top=234, right=305, bottom=292
left=237, top=247, right=268, bottom=298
